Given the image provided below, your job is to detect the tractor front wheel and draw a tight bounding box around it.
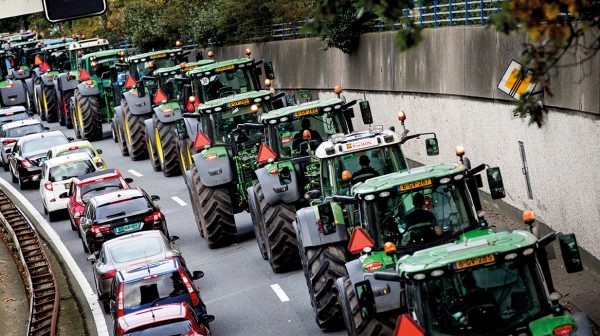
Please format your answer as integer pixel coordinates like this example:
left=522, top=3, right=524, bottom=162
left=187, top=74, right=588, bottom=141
left=146, top=132, right=161, bottom=172
left=122, top=99, right=148, bottom=160
left=75, top=90, right=102, bottom=140
left=42, top=85, right=57, bottom=122
left=154, top=117, right=181, bottom=177
left=249, top=181, right=268, bottom=260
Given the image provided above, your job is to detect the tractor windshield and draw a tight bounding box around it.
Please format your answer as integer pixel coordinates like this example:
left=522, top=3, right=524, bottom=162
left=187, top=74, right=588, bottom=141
left=415, top=258, right=545, bottom=335
left=47, top=51, right=70, bottom=70
left=195, top=68, right=256, bottom=101
left=207, top=109, right=263, bottom=145
left=133, top=58, right=177, bottom=78
left=362, top=179, right=475, bottom=248
left=160, top=77, right=185, bottom=101
left=272, top=115, right=342, bottom=159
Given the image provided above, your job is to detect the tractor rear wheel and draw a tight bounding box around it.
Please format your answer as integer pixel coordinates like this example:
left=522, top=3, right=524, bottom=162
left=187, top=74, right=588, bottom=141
left=249, top=181, right=268, bottom=260
left=154, top=117, right=181, bottom=177
left=115, top=119, right=128, bottom=156
left=76, top=90, right=103, bottom=141
left=190, top=165, right=237, bottom=248
left=146, top=132, right=161, bottom=171
left=185, top=166, right=203, bottom=238
left=298, top=236, right=349, bottom=330
left=63, top=90, right=74, bottom=129
left=122, top=99, right=148, bottom=160
left=43, top=84, right=57, bottom=122
left=256, top=187, right=300, bottom=273
left=337, top=276, right=397, bottom=336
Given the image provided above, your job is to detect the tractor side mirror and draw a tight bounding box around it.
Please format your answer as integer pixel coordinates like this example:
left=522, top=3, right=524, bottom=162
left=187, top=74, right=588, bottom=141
left=486, top=167, right=506, bottom=199
left=426, top=138, right=439, bottom=156
left=137, top=79, right=146, bottom=98
left=359, top=101, right=373, bottom=125
left=559, top=234, right=583, bottom=273
left=354, top=280, right=376, bottom=319
left=182, top=84, right=192, bottom=106
left=304, top=190, right=321, bottom=200
left=264, top=61, right=275, bottom=80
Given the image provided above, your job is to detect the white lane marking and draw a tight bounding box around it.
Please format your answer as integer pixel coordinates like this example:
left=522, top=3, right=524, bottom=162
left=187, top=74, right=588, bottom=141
left=171, top=196, right=187, bottom=206
left=127, top=169, right=143, bottom=177
left=271, top=284, right=290, bottom=302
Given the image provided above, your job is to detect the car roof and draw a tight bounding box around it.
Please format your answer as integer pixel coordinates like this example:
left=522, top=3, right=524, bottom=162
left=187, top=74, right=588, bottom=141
left=119, top=259, right=180, bottom=283
left=49, top=140, right=94, bottom=153
left=44, top=152, right=93, bottom=167
left=1, top=119, right=42, bottom=129
left=118, top=303, right=191, bottom=331
left=0, top=106, right=28, bottom=115
left=91, top=188, right=145, bottom=205
left=103, top=230, right=166, bottom=248
left=73, top=169, right=121, bottom=184
left=18, top=130, right=65, bottom=143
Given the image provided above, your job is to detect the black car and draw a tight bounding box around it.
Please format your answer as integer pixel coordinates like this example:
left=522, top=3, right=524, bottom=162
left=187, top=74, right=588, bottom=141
left=8, top=130, right=71, bottom=189
left=0, top=106, right=29, bottom=126
left=77, top=188, right=168, bottom=254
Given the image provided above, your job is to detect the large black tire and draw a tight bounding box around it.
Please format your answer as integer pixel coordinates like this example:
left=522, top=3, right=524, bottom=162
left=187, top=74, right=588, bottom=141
left=298, top=238, right=349, bottom=330
left=190, top=165, right=237, bottom=248
left=110, top=121, right=118, bottom=143
left=146, top=132, right=161, bottom=172
left=122, top=99, right=148, bottom=160
left=176, top=139, right=188, bottom=174
left=115, top=119, right=129, bottom=156
left=185, top=167, right=203, bottom=238
left=76, top=90, right=103, bottom=141
left=154, top=117, right=181, bottom=177
left=337, top=276, right=397, bottom=336
left=43, top=84, right=58, bottom=122
left=63, top=90, right=74, bottom=128
left=256, top=184, right=300, bottom=273
left=249, top=181, right=268, bottom=260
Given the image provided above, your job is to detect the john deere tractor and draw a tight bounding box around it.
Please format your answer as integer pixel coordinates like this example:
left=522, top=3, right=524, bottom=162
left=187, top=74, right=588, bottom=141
left=246, top=97, right=364, bottom=272
left=111, top=49, right=188, bottom=160
left=144, top=60, right=213, bottom=176
left=0, top=49, right=29, bottom=110
left=32, top=42, right=71, bottom=117
left=70, top=48, right=127, bottom=140
left=366, top=214, right=592, bottom=336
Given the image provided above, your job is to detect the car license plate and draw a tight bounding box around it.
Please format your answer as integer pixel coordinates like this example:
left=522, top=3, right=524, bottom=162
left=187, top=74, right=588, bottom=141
left=115, top=223, right=141, bottom=234
left=453, top=254, right=495, bottom=270
left=64, top=182, right=71, bottom=189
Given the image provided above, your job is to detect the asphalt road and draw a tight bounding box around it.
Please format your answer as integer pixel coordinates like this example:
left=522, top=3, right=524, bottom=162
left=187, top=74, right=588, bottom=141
left=0, top=118, right=343, bottom=336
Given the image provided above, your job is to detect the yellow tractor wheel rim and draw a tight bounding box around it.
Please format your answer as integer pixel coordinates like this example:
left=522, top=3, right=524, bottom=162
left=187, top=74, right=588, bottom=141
left=148, top=138, right=155, bottom=162
left=124, top=116, right=132, bottom=146
left=77, top=100, right=85, bottom=134
left=36, top=95, right=42, bottom=114
left=155, top=128, right=164, bottom=164
left=179, top=148, right=187, bottom=171
left=186, top=144, right=193, bottom=167
left=42, top=89, right=48, bottom=114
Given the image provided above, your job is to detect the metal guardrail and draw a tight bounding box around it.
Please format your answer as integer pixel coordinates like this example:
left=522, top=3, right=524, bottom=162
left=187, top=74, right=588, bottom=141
left=0, top=189, right=59, bottom=336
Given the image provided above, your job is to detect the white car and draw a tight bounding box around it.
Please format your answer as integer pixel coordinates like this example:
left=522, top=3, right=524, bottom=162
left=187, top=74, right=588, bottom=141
left=40, top=152, right=98, bottom=221
left=0, top=119, right=46, bottom=171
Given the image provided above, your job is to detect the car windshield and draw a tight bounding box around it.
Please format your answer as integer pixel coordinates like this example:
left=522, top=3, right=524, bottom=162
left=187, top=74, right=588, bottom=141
left=272, top=115, right=342, bottom=159
left=0, top=111, right=28, bottom=124
left=134, top=58, right=177, bottom=78
left=97, top=197, right=150, bottom=220
left=81, top=179, right=125, bottom=202
left=22, top=136, right=68, bottom=155
left=124, top=272, right=186, bottom=308
left=57, top=147, right=95, bottom=159
left=418, top=259, right=544, bottom=335
left=324, top=145, right=407, bottom=197
left=208, top=109, right=263, bottom=145
left=5, top=123, right=44, bottom=137
left=49, top=160, right=95, bottom=182
left=123, top=318, right=192, bottom=336
left=196, top=68, right=255, bottom=101
left=363, top=180, right=474, bottom=248
left=109, top=237, right=163, bottom=263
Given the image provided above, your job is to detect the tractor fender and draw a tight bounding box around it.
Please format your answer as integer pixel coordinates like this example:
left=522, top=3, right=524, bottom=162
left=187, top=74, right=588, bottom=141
left=191, top=150, right=233, bottom=187
left=255, top=164, right=300, bottom=205
left=12, top=69, right=30, bottom=80
left=183, top=116, right=200, bottom=140
left=345, top=259, right=404, bottom=314
left=153, top=104, right=182, bottom=124
left=0, top=80, right=26, bottom=106
left=76, top=81, right=100, bottom=96
left=122, top=90, right=152, bottom=116
left=571, top=312, right=593, bottom=336
left=294, top=205, right=349, bottom=248
left=145, top=118, right=157, bottom=149
left=56, top=73, right=78, bottom=92
left=41, top=74, right=55, bottom=86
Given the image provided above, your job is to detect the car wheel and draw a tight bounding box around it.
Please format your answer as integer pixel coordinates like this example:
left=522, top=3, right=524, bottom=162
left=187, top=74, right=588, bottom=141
left=48, top=210, right=58, bottom=222
left=18, top=177, right=27, bottom=190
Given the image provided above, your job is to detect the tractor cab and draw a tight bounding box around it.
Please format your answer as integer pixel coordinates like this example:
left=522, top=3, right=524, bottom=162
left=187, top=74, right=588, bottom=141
left=78, top=49, right=127, bottom=79
left=125, top=49, right=185, bottom=80
left=67, top=38, right=110, bottom=68
left=39, top=43, right=73, bottom=72
left=151, top=60, right=213, bottom=109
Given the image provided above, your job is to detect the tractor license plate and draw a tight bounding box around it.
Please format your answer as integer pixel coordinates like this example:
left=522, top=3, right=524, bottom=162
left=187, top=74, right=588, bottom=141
left=399, top=179, right=432, bottom=192
left=227, top=99, right=249, bottom=107
left=295, top=107, right=318, bottom=117
left=150, top=53, right=167, bottom=59
left=115, top=223, right=142, bottom=234
left=453, top=254, right=495, bottom=270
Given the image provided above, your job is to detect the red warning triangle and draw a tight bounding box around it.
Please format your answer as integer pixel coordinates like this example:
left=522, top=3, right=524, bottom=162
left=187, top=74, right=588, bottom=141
left=257, top=144, right=277, bottom=164
left=347, top=227, right=375, bottom=254
left=394, top=315, right=425, bottom=336
left=125, top=75, right=136, bottom=89
left=34, top=55, right=42, bottom=66
left=40, top=62, right=51, bottom=72
left=79, top=69, right=91, bottom=81
left=193, top=132, right=211, bottom=150
left=153, top=89, right=168, bottom=105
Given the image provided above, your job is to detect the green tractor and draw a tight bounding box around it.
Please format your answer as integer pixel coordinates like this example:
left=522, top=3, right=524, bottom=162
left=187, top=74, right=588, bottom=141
left=111, top=49, right=189, bottom=160
left=366, top=215, right=591, bottom=336
left=144, top=60, right=213, bottom=176
left=32, top=42, right=71, bottom=118
left=246, top=97, right=366, bottom=272
left=0, top=48, right=30, bottom=110
left=70, top=48, right=127, bottom=140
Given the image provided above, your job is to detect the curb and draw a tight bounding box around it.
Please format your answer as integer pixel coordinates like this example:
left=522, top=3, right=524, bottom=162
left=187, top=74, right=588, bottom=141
left=0, top=178, right=109, bottom=336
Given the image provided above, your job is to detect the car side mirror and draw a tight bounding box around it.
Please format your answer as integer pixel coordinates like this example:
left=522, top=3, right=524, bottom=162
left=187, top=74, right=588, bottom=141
left=263, top=61, right=275, bottom=80
left=201, top=314, right=215, bottom=323
left=425, top=138, right=439, bottom=156
left=559, top=234, right=583, bottom=273
left=192, top=271, right=204, bottom=280
left=58, top=192, right=68, bottom=199
left=96, top=148, right=102, bottom=154
left=73, top=212, right=81, bottom=219
left=150, top=195, right=160, bottom=201
left=87, top=254, right=96, bottom=263
left=359, top=101, right=373, bottom=125
left=124, top=177, right=133, bottom=184
left=170, top=235, right=180, bottom=242
left=304, top=190, right=321, bottom=201
left=486, top=167, right=506, bottom=199
left=95, top=161, right=104, bottom=168
left=67, top=137, right=74, bottom=142
left=98, top=293, right=110, bottom=301
left=354, top=280, right=376, bottom=319
left=44, top=127, right=50, bottom=130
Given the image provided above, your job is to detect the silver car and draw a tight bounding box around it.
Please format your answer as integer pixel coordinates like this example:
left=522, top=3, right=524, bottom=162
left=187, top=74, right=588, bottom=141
left=0, top=119, right=46, bottom=171
left=87, top=230, right=182, bottom=314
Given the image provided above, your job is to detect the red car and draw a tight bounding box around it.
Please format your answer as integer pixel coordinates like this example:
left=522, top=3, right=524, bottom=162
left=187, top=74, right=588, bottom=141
left=61, top=169, right=132, bottom=232
left=115, top=302, right=212, bottom=336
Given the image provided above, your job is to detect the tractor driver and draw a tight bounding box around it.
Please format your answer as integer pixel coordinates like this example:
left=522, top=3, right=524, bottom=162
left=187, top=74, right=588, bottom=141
left=352, top=155, right=380, bottom=183
left=405, top=193, right=438, bottom=228
left=293, top=118, right=322, bottom=152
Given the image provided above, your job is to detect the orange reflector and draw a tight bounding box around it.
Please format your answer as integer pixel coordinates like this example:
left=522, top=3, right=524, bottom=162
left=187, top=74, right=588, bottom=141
left=79, top=69, right=91, bottom=81
left=522, top=210, right=536, bottom=224
left=257, top=144, right=277, bottom=164
left=397, top=110, right=407, bottom=122
left=553, top=324, right=574, bottom=335
left=205, top=153, right=218, bottom=160
left=348, top=228, right=375, bottom=254
left=302, top=130, right=312, bottom=140
left=384, top=242, right=396, bottom=254
left=125, top=76, right=136, bottom=89
left=40, top=62, right=51, bottom=72
left=334, top=85, right=342, bottom=94
left=34, top=55, right=42, bottom=66
left=394, top=314, right=425, bottom=336
left=153, top=89, right=168, bottom=105
left=193, top=132, right=211, bottom=150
